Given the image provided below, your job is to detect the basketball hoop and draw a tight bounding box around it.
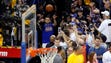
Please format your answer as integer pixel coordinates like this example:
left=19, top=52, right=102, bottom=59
left=28, top=48, right=57, bottom=63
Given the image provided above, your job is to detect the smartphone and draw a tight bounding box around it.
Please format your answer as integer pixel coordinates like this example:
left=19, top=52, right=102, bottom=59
left=58, top=27, right=61, bottom=33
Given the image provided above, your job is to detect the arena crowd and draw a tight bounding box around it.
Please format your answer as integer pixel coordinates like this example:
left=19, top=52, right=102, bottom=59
left=0, top=0, right=111, bottom=63
left=37, top=0, right=111, bottom=63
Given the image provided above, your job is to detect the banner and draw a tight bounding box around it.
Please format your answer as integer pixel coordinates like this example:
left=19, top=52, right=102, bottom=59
left=0, top=47, right=21, bottom=58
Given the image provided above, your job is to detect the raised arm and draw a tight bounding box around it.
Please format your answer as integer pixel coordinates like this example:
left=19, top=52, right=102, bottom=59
left=52, top=15, right=57, bottom=26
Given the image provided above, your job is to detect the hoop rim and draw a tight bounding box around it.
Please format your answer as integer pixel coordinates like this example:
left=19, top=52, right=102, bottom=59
left=27, top=48, right=57, bottom=57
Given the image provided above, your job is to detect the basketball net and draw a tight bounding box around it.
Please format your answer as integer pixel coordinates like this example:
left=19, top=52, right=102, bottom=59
left=28, top=48, right=57, bottom=63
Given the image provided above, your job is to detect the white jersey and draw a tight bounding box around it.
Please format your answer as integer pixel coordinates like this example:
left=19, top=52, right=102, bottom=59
left=98, top=19, right=111, bottom=42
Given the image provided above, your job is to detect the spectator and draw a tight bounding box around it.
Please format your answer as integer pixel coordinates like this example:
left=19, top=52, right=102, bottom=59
left=100, top=34, right=107, bottom=49
left=71, top=0, right=78, bottom=9
left=66, top=40, right=76, bottom=56
left=68, top=24, right=78, bottom=41
left=87, top=52, right=98, bottom=63
left=14, top=0, right=29, bottom=17
left=102, top=43, right=111, bottom=63
left=70, top=7, right=78, bottom=22
left=57, top=36, right=67, bottom=50
left=51, top=37, right=60, bottom=48
left=77, top=0, right=89, bottom=17
left=77, top=9, right=85, bottom=22
left=89, top=2, right=100, bottom=25
left=92, top=0, right=104, bottom=9
left=67, top=46, right=73, bottom=56
left=77, top=38, right=86, bottom=63
left=61, top=47, right=66, bottom=63
left=60, top=29, right=71, bottom=47
left=60, top=16, right=68, bottom=29
left=67, top=42, right=84, bottom=63
left=76, top=9, right=87, bottom=34
left=46, top=35, right=56, bottom=48
left=28, top=55, right=41, bottom=63
left=86, top=41, right=90, bottom=62
left=101, top=1, right=111, bottom=18
left=66, top=42, right=74, bottom=63
left=53, top=46, right=64, bottom=63
left=86, top=27, right=95, bottom=47
left=69, top=17, right=76, bottom=26
left=88, top=36, right=106, bottom=63
left=40, top=15, right=57, bottom=48
left=86, top=15, right=93, bottom=27
left=95, top=11, right=111, bottom=47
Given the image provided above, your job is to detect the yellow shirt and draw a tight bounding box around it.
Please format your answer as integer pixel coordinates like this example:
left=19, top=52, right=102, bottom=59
left=68, top=53, right=84, bottom=63
left=11, top=0, right=16, bottom=8
left=0, top=35, right=3, bottom=46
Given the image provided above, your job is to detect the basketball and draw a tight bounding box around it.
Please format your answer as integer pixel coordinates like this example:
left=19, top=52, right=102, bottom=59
left=45, top=4, right=54, bottom=12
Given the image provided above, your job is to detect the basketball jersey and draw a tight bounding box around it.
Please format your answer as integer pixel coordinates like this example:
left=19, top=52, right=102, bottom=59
left=42, top=22, right=54, bottom=43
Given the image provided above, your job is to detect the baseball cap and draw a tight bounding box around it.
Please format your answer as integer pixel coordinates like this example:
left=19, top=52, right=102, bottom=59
left=101, top=11, right=109, bottom=16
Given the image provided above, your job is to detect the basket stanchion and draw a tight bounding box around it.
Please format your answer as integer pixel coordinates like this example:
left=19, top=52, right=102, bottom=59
left=21, top=5, right=36, bottom=63
left=21, top=42, right=26, bottom=63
